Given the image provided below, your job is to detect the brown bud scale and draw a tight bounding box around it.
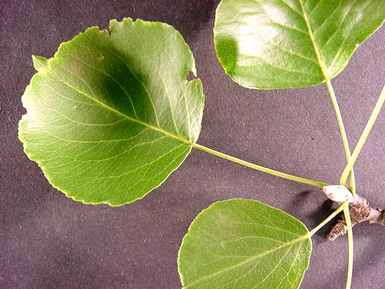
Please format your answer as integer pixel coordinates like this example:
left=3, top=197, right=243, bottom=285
left=328, top=195, right=384, bottom=241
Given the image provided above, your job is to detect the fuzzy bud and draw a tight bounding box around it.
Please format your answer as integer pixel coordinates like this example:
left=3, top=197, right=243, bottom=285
left=321, top=185, right=353, bottom=203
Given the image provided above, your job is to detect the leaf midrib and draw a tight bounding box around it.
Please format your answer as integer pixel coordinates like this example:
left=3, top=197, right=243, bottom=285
left=298, top=0, right=330, bottom=80
left=41, top=66, right=193, bottom=146
left=182, top=233, right=310, bottom=288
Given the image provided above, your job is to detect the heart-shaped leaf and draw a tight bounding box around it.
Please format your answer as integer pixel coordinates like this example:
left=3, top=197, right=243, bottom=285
left=178, top=199, right=311, bottom=289
left=214, top=0, right=385, bottom=89
left=19, top=18, right=204, bottom=206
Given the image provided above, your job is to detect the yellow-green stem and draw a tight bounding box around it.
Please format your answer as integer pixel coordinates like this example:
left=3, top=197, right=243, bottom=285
left=325, top=79, right=356, bottom=195
left=343, top=202, right=353, bottom=289
left=308, top=204, right=344, bottom=237
left=193, top=143, right=328, bottom=187
left=340, top=85, right=385, bottom=185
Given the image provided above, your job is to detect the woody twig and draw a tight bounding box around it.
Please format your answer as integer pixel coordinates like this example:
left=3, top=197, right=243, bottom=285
left=321, top=185, right=385, bottom=241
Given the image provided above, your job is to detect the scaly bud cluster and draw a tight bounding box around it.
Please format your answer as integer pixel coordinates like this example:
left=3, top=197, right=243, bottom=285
left=321, top=186, right=384, bottom=240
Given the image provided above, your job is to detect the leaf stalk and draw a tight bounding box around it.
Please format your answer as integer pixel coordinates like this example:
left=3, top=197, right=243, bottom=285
left=325, top=79, right=356, bottom=195
left=193, top=143, right=328, bottom=187
left=308, top=203, right=344, bottom=237
left=343, top=202, right=354, bottom=289
left=340, top=85, right=385, bottom=185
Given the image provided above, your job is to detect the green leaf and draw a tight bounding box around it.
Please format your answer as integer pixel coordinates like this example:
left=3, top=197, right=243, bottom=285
left=214, top=0, right=385, bottom=89
left=19, top=18, right=205, bottom=206
left=178, top=199, right=311, bottom=289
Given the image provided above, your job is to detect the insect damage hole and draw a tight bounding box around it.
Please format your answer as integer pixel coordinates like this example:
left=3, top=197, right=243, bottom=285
left=187, top=71, right=197, bottom=81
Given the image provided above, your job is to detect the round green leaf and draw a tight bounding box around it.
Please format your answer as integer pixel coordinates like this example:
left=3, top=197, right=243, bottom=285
left=19, top=18, right=204, bottom=206
left=214, top=0, right=385, bottom=89
left=178, top=199, right=312, bottom=289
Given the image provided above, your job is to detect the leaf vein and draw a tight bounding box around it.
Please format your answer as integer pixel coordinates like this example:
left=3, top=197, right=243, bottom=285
left=83, top=33, right=162, bottom=127
left=183, top=235, right=308, bottom=288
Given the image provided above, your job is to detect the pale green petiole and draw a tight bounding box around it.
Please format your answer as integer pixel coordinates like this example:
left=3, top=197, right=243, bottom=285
left=308, top=203, right=344, bottom=237
left=307, top=202, right=353, bottom=289
left=343, top=202, right=354, bottom=289
left=193, top=143, right=328, bottom=187
left=325, top=79, right=356, bottom=195
left=340, top=85, right=385, bottom=186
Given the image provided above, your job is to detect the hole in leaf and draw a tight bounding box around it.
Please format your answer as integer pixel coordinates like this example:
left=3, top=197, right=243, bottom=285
left=187, top=71, right=197, bottom=81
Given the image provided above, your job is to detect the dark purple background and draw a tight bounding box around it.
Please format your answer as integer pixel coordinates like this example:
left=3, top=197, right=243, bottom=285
left=1, top=1, right=384, bottom=288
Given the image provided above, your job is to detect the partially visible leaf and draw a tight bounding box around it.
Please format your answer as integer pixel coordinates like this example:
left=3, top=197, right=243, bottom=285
left=19, top=18, right=205, bottom=206
left=178, top=199, right=311, bottom=289
left=214, top=0, right=385, bottom=89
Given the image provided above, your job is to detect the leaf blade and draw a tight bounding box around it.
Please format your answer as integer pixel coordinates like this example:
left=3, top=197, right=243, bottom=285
left=19, top=18, right=204, bottom=206
left=178, top=199, right=312, bottom=289
left=214, top=0, right=385, bottom=89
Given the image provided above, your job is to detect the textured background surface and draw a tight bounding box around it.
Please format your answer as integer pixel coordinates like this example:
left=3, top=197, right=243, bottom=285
left=1, top=0, right=384, bottom=288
